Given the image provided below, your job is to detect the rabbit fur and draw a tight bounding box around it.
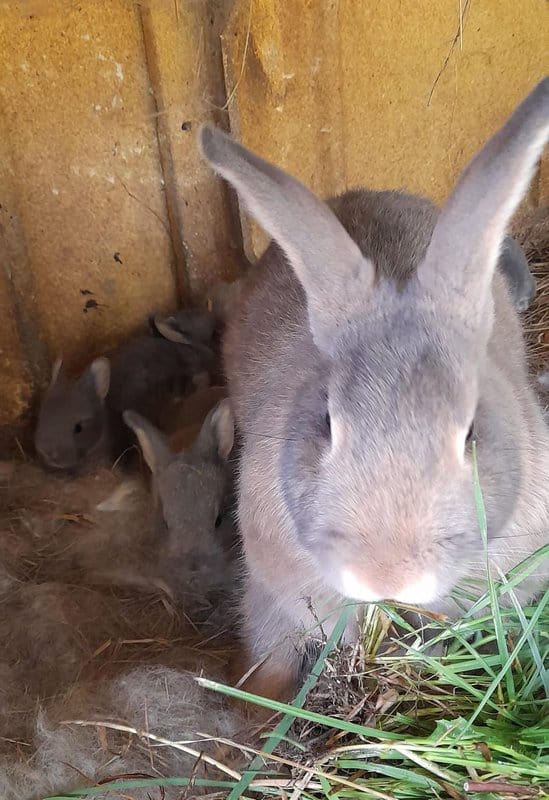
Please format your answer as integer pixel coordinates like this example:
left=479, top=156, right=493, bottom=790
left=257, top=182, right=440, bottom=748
left=0, top=665, right=243, bottom=800
left=34, top=327, right=217, bottom=474
left=199, top=80, right=549, bottom=699
left=498, top=235, right=537, bottom=312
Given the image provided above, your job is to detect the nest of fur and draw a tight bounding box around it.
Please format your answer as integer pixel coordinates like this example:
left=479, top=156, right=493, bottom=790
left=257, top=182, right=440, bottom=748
left=0, top=461, right=244, bottom=799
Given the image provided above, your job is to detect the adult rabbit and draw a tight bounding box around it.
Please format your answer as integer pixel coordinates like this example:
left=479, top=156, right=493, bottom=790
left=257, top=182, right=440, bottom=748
left=199, top=81, right=549, bottom=701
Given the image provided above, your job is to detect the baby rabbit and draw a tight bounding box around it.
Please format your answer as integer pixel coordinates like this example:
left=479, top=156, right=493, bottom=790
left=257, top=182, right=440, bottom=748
left=151, top=279, right=242, bottom=342
left=151, top=308, right=218, bottom=348
left=151, top=279, right=242, bottom=385
left=34, top=330, right=216, bottom=474
left=123, top=399, right=237, bottom=606
left=199, top=79, right=549, bottom=701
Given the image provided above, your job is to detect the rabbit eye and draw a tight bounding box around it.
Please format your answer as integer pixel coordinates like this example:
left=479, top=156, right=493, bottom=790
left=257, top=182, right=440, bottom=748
left=73, top=422, right=83, bottom=435
left=324, top=412, right=331, bottom=435
left=465, top=423, right=475, bottom=443
left=214, top=513, right=223, bottom=529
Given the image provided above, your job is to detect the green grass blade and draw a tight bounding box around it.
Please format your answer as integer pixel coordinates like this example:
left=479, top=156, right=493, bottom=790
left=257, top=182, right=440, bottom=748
left=466, top=589, right=548, bottom=728
left=498, top=570, right=548, bottom=697
left=220, top=602, right=356, bottom=800
left=471, top=441, right=514, bottom=701
left=197, top=675, right=402, bottom=741
left=42, top=777, right=239, bottom=799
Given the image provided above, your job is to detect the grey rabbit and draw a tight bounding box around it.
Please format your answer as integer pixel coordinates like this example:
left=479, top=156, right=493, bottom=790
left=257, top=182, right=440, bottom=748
left=150, top=308, right=217, bottom=347
left=34, top=331, right=216, bottom=474
left=199, top=79, right=549, bottom=702
left=499, top=235, right=537, bottom=311
left=151, top=308, right=222, bottom=386
left=151, top=279, right=242, bottom=342
left=151, top=279, right=243, bottom=385
left=123, top=399, right=237, bottom=605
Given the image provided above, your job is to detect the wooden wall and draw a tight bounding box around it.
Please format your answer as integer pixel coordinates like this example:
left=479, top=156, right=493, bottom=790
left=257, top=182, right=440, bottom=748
left=0, top=0, right=546, bottom=431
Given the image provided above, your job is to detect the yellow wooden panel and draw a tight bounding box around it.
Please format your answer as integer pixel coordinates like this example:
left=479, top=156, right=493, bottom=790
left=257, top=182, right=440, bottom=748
left=338, top=0, right=548, bottom=200
left=0, top=0, right=177, bottom=378
left=223, top=0, right=548, bottom=258
left=138, top=0, right=242, bottom=299
left=223, top=0, right=347, bottom=257
left=0, top=271, right=31, bottom=428
left=0, top=81, right=49, bottom=429
left=0, top=0, right=247, bottom=431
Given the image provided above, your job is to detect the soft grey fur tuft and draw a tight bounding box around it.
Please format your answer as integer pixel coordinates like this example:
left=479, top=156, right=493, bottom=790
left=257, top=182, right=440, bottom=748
left=0, top=666, right=242, bottom=800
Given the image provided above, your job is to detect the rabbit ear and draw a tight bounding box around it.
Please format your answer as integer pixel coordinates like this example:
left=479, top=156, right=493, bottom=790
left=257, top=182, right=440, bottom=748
left=78, top=357, right=111, bottom=403
left=89, top=357, right=111, bottom=401
left=49, top=357, right=64, bottom=385
left=123, top=410, right=174, bottom=474
left=418, top=78, right=549, bottom=328
left=194, top=399, right=235, bottom=462
left=212, top=399, right=235, bottom=460
left=152, top=315, right=192, bottom=345
left=199, top=126, right=375, bottom=353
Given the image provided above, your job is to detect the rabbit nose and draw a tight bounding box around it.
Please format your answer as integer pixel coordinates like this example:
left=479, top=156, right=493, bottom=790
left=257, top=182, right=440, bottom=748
left=340, top=568, right=439, bottom=605
left=340, top=569, right=381, bottom=603
left=392, top=573, right=439, bottom=605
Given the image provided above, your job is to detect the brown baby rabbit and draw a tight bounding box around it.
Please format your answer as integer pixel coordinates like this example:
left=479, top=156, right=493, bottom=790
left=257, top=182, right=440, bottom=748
left=199, top=80, right=549, bottom=701
left=162, top=385, right=228, bottom=452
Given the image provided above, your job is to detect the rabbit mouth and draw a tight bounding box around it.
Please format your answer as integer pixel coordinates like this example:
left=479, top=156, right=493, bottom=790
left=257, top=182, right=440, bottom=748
left=35, top=449, right=78, bottom=473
